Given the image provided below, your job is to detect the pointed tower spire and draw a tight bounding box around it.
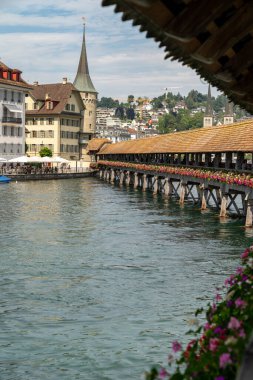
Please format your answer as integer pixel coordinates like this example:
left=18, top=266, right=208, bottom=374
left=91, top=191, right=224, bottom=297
left=205, top=84, right=213, bottom=116
left=203, top=84, right=213, bottom=127
left=74, top=20, right=97, bottom=93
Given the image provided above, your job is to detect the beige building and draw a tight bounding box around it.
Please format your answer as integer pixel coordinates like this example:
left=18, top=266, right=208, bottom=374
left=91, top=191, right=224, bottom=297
left=25, top=81, right=84, bottom=160
left=73, top=23, right=98, bottom=159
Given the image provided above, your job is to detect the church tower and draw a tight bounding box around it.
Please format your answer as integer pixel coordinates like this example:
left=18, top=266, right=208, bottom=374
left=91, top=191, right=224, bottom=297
left=223, top=97, right=234, bottom=125
left=74, top=21, right=97, bottom=159
left=203, top=84, right=213, bottom=127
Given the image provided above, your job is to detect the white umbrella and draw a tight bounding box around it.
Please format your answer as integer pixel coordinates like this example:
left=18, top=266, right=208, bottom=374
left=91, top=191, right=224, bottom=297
left=0, top=157, right=7, bottom=162
left=41, top=156, right=54, bottom=163
left=53, top=156, right=70, bottom=163
left=27, top=156, right=44, bottom=163
left=8, top=156, right=30, bottom=163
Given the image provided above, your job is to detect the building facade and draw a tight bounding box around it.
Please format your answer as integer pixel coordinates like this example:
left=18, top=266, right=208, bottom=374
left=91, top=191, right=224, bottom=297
left=25, top=80, right=84, bottom=160
left=0, top=61, right=31, bottom=159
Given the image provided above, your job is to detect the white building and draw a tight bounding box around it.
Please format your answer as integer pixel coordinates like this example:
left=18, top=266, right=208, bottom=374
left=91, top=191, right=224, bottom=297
left=0, top=61, right=31, bottom=159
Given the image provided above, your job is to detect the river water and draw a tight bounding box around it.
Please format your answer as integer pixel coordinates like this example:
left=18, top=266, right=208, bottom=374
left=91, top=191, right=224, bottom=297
left=1, top=178, right=252, bottom=380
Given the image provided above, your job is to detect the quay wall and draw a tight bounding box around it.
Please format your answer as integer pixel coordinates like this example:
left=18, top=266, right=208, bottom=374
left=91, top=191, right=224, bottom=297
left=8, top=171, right=95, bottom=181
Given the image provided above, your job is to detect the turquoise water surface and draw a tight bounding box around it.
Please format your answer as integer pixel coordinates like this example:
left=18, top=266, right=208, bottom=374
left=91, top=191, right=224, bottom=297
left=0, top=178, right=252, bottom=379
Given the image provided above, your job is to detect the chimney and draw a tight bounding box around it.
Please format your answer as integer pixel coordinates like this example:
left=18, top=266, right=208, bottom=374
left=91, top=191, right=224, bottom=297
left=45, top=93, right=51, bottom=101
left=33, top=81, right=39, bottom=86
left=62, top=77, right=67, bottom=84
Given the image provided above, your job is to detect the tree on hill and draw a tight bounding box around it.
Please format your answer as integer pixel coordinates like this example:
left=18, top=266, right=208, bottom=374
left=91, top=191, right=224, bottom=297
left=126, top=107, right=135, bottom=120
left=115, top=106, right=125, bottom=119
left=97, top=97, right=119, bottom=108
left=157, top=109, right=204, bottom=134
left=127, top=95, right=135, bottom=104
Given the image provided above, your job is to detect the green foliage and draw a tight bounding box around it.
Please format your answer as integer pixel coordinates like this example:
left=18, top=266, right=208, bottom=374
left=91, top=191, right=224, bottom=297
left=127, top=95, right=135, bottom=104
left=157, top=110, right=204, bottom=134
left=39, top=147, right=53, bottom=157
left=126, top=107, right=135, bottom=120
left=115, top=106, right=125, bottom=120
left=97, top=97, right=119, bottom=108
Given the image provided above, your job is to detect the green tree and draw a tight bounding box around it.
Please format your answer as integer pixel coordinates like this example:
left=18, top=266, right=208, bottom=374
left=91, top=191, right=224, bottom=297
left=127, top=95, right=135, bottom=104
left=213, top=94, right=226, bottom=113
left=126, top=107, right=135, bottom=120
left=97, top=97, right=119, bottom=108
left=39, top=147, right=53, bottom=157
left=157, top=113, right=177, bottom=134
left=115, top=106, right=125, bottom=119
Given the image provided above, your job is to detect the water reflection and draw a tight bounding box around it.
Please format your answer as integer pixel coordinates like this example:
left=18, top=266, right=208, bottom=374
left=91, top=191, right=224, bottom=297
left=0, top=178, right=252, bottom=380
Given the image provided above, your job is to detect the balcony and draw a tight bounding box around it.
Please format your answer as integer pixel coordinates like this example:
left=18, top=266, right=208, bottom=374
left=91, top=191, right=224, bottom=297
left=2, top=117, right=22, bottom=124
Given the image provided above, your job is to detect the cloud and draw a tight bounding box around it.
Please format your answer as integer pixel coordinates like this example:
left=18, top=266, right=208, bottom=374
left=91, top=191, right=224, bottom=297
left=0, top=0, right=218, bottom=98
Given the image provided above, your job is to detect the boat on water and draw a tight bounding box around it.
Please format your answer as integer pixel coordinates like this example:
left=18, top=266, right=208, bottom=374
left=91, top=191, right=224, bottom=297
left=0, top=176, right=11, bottom=183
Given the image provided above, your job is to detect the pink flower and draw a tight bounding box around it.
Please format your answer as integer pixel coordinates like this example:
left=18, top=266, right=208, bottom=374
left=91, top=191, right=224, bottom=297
left=209, top=338, right=220, bottom=352
left=219, top=353, right=232, bottom=368
left=172, top=340, right=182, bottom=353
left=228, top=316, right=241, bottom=330
left=241, top=249, right=250, bottom=259
left=158, top=367, right=168, bottom=379
left=235, top=298, right=247, bottom=309
left=204, top=322, right=211, bottom=331
left=239, top=329, right=246, bottom=338
left=215, top=293, right=222, bottom=302
left=236, top=267, right=243, bottom=275
left=215, top=377, right=225, bottom=380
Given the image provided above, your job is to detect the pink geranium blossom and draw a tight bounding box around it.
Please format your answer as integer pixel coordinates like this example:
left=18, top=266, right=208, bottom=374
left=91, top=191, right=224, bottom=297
left=158, top=368, right=168, bottom=379
left=235, top=298, right=247, bottom=309
left=228, top=316, right=241, bottom=330
left=219, top=353, right=232, bottom=368
left=172, top=340, right=182, bottom=353
left=209, top=338, right=220, bottom=352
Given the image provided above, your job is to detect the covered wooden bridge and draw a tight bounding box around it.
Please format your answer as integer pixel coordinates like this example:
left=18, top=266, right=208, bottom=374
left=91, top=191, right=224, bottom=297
left=95, top=120, right=253, bottom=226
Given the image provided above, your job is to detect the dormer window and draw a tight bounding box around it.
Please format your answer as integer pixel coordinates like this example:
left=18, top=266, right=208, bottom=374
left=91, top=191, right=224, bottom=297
left=34, top=102, right=38, bottom=110
left=46, top=101, right=54, bottom=110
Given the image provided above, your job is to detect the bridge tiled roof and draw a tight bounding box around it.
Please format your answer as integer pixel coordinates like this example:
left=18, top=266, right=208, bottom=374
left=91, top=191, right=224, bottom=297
left=102, top=0, right=253, bottom=114
left=87, top=138, right=111, bottom=153
left=99, top=120, right=253, bottom=155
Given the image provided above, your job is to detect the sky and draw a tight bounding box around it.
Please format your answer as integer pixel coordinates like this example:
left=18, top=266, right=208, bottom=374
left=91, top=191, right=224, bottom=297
left=0, top=0, right=219, bottom=101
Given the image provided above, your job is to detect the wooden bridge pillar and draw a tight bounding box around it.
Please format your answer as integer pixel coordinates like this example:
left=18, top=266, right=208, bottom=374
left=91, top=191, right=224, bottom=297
left=119, top=171, right=124, bottom=185
left=220, top=192, right=228, bottom=218
left=134, top=172, right=139, bottom=188
left=143, top=174, right=148, bottom=191
left=110, top=169, right=115, bottom=183
left=126, top=171, right=131, bottom=186
left=179, top=182, right=186, bottom=204
left=164, top=178, right=172, bottom=196
left=153, top=176, right=158, bottom=194
left=198, top=185, right=208, bottom=210
left=245, top=199, right=253, bottom=227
